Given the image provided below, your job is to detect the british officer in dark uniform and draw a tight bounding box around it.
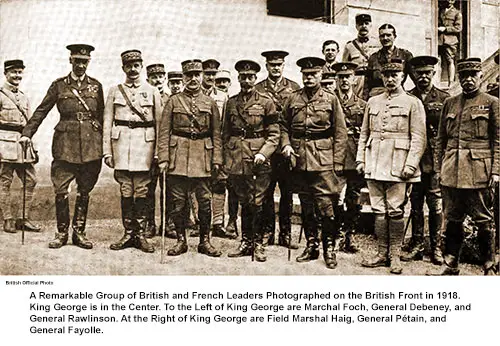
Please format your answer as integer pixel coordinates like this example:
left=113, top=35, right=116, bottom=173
left=433, top=58, right=499, bottom=275
left=224, top=60, right=280, bottom=262
left=157, top=59, right=223, bottom=258
left=281, top=57, right=348, bottom=269
left=20, top=44, right=104, bottom=249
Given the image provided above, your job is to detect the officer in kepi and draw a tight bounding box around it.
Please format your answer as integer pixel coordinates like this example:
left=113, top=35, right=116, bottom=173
left=224, top=60, right=280, bottom=262
left=281, top=57, right=348, bottom=269
left=20, top=44, right=105, bottom=249
left=433, top=58, right=499, bottom=275
left=320, top=71, right=337, bottom=93
left=0, top=59, right=40, bottom=233
left=357, top=58, right=426, bottom=274
left=215, top=69, right=232, bottom=93
left=167, top=71, right=184, bottom=95
left=157, top=59, right=223, bottom=258
left=104, top=50, right=162, bottom=253
left=331, top=61, right=367, bottom=253
left=402, top=56, right=449, bottom=265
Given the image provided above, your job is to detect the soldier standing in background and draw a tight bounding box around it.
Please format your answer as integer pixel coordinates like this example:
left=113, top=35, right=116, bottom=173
left=20, top=44, right=104, bottom=249
left=157, top=59, right=223, bottom=258
left=215, top=70, right=232, bottom=93
left=104, top=50, right=162, bottom=253
left=433, top=58, right=498, bottom=275
left=331, top=62, right=366, bottom=253
left=225, top=60, right=280, bottom=262
left=256, top=50, right=300, bottom=248
left=357, top=59, right=426, bottom=274
left=401, top=56, right=448, bottom=265
left=364, top=24, right=413, bottom=100
left=322, top=40, right=340, bottom=73
left=167, top=71, right=184, bottom=95
left=438, top=0, right=462, bottom=87
left=281, top=57, right=348, bottom=269
left=342, top=13, right=381, bottom=97
left=0, top=59, right=40, bottom=233
left=320, top=72, right=337, bottom=92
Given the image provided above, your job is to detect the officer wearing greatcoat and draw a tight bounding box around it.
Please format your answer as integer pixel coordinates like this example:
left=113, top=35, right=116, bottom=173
left=224, top=60, right=280, bottom=262
left=157, top=59, right=223, bottom=258
left=20, top=44, right=104, bottom=249
left=281, top=57, right=348, bottom=269
left=434, top=58, right=499, bottom=275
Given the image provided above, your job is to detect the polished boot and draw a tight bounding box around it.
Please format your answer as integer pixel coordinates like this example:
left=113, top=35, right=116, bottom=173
left=167, top=228, right=188, bottom=256
left=477, top=222, right=497, bottom=275
left=212, top=223, right=237, bottom=239
left=436, top=220, right=464, bottom=275
left=388, top=216, right=405, bottom=274
left=253, top=206, right=267, bottom=262
left=198, top=225, right=222, bottom=257
left=338, top=205, right=359, bottom=253
left=15, top=218, right=41, bottom=232
left=3, top=218, right=16, bottom=233
left=401, top=210, right=424, bottom=262
left=228, top=205, right=253, bottom=258
left=427, top=255, right=460, bottom=276
left=135, top=198, right=154, bottom=253
left=71, top=194, right=93, bottom=249
left=49, top=194, right=69, bottom=249
left=321, top=216, right=337, bottom=269
left=296, top=218, right=319, bottom=262
left=428, top=212, right=444, bottom=265
left=278, top=217, right=298, bottom=250
left=362, top=214, right=389, bottom=267
left=110, top=197, right=137, bottom=250
left=144, top=220, right=157, bottom=239
left=225, top=216, right=238, bottom=238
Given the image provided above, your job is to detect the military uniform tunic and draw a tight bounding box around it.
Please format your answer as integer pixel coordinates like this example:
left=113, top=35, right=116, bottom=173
left=22, top=74, right=105, bottom=195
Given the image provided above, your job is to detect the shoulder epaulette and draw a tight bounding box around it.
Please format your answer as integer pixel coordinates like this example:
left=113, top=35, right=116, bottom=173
left=54, top=76, right=67, bottom=83
left=86, top=75, right=101, bottom=85
left=405, top=91, right=419, bottom=99
left=256, top=90, right=271, bottom=99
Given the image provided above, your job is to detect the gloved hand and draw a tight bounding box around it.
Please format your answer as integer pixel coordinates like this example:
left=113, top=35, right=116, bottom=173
left=401, top=165, right=416, bottom=180
left=356, top=162, right=365, bottom=175
left=104, top=156, right=114, bottom=168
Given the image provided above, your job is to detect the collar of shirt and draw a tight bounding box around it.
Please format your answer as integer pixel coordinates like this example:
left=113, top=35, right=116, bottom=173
left=184, top=88, right=201, bottom=98
left=267, top=77, right=283, bottom=89
left=70, top=72, right=86, bottom=83
left=339, top=90, right=353, bottom=102
left=385, top=86, right=405, bottom=98
left=357, top=35, right=369, bottom=43
left=202, top=85, right=214, bottom=96
left=4, top=81, right=19, bottom=93
left=124, top=79, right=141, bottom=88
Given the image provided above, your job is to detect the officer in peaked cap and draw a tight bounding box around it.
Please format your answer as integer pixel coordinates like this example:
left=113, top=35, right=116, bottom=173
left=167, top=71, right=184, bottom=95
left=331, top=61, right=367, bottom=253
left=281, top=56, right=348, bottom=269
left=104, top=49, right=163, bottom=253
left=215, top=70, right=231, bottom=93
left=19, top=44, right=104, bottom=250
left=432, top=57, right=499, bottom=275
left=0, top=59, right=40, bottom=233
left=357, top=58, right=426, bottom=274
left=157, top=59, right=223, bottom=258
left=147, top=63, right=169, bottom=103
left=400, top=56, right=449, bottom=265
left=224, top=59, right=280, bottom=262
left=256, top=50, right=301, bottom=249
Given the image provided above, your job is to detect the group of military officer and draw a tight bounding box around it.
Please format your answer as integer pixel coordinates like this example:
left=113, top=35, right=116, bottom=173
left=1, top=11, right=498, bottom=275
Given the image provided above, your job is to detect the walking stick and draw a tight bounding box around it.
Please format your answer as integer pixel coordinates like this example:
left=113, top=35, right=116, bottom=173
left=251, top=172, right=257, bottom=262
left=21, top=143, right=27, bottom=245
left=287, top=158, right=293, bottom=261
left=161, top=171, right=167, bottom=264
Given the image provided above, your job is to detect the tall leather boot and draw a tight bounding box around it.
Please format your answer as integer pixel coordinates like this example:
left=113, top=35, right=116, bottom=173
left=135, top=197, right=154, bottom=253
left=49, top=194, right=70, bottom=249
left=228, top=205, right=252, bottom=258
left=428, top=212, right=444, bottom=265
left=168, top=203, right=189, bottom=256
left=321, top=216, right=337, bottom=269
left=342, top=203, right=360, bottom=253
left=71, top=194, right=93, bottom=249
left=110, top=197, right=136, bottom=250
left=296, top=202, right=319, bottom=262
left=477, top=222, right=497, bottom=275
left=401, top=210, right=424, bottom=261
left=388, top=216, right=405, bottom=274
left=253, top=206, right=267, bottom=262
left=427, top=221, right=463, bottom=275
left=226, top=186, right=239, bottom=237
left=262, top=188, right=276, bottom=246
left=278, top=219, right=298, bottom=249
left=362, top=214, right=389, bottom=267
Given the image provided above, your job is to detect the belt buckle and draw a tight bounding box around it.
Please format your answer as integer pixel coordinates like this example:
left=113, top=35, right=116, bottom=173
left=128, top=120, right=134, bottom=128
left=304, top=130, right=311, bottom=141
left=240, top=128, right=247, bottom=139
left=190, top=132, right=197, bottom=140
left=76, top=112, right=84, bottom=121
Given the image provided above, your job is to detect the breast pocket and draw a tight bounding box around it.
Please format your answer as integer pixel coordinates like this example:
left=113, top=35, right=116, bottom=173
left=197, top=104, right=212, bottom=129
left=313, top=104, right=332, bottom=121
left=314, top=138, right=333, bottom=166
left=389, top=107, right=409, bottom=132
left=471, top=112, right=489, bottom=139
left=445, top=112, right=456, bottom=134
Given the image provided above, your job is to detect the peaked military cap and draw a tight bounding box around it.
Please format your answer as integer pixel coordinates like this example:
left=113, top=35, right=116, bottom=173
left=321, top=72, right=336, bottom=83
left=167, top=71, right=183, bottom=81
left=202, top=59, right=220, bottom=72
left=146, top=63, right=165, bottom=75
left=381, top=58, right=404, bottom=73
left=67, top=44, right=95, bottom=60
left=235, top=60, right=260, bottom=75
left=409, top=56, right=439, bottom=71
left=457, top=58, right=482, bottom=73
left=215, top=69, right=231, bottom=81
left=182, top=59, right=203, bottom=73
left=297, top=57, right=325, bottom=72
left=4, top=59, right=25, bottom=71
left=121, top=49, right=142, bottom=64
left=355, top=13, right=371, bottom=24
left=331, top=62, right=358, bottom=75
left=261, top=50, right=289, bottom=63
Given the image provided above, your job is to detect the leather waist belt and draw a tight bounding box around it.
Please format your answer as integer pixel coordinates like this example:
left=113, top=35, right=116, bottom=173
left=446, top=138, right=491, bottom=149
left=230, top=128, right=266, bottom=139
left=370, top=132, right=410, bottom=139
left=0, top=123, right=23, bottom=133
left=114, top=120, right=155, bottom=128
left=172, top=130, right=210, bottom=140
left=292, top=130, right=331, bottom=140
left=61, top=111, right=93, bottom=121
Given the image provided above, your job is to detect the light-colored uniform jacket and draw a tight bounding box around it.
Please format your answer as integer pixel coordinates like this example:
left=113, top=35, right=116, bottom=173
left=356, top=88, right=426, bottom=183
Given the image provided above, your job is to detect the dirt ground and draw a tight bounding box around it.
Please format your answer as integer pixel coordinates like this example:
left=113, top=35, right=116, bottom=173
left=0, top=218, right=485, bottom=276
